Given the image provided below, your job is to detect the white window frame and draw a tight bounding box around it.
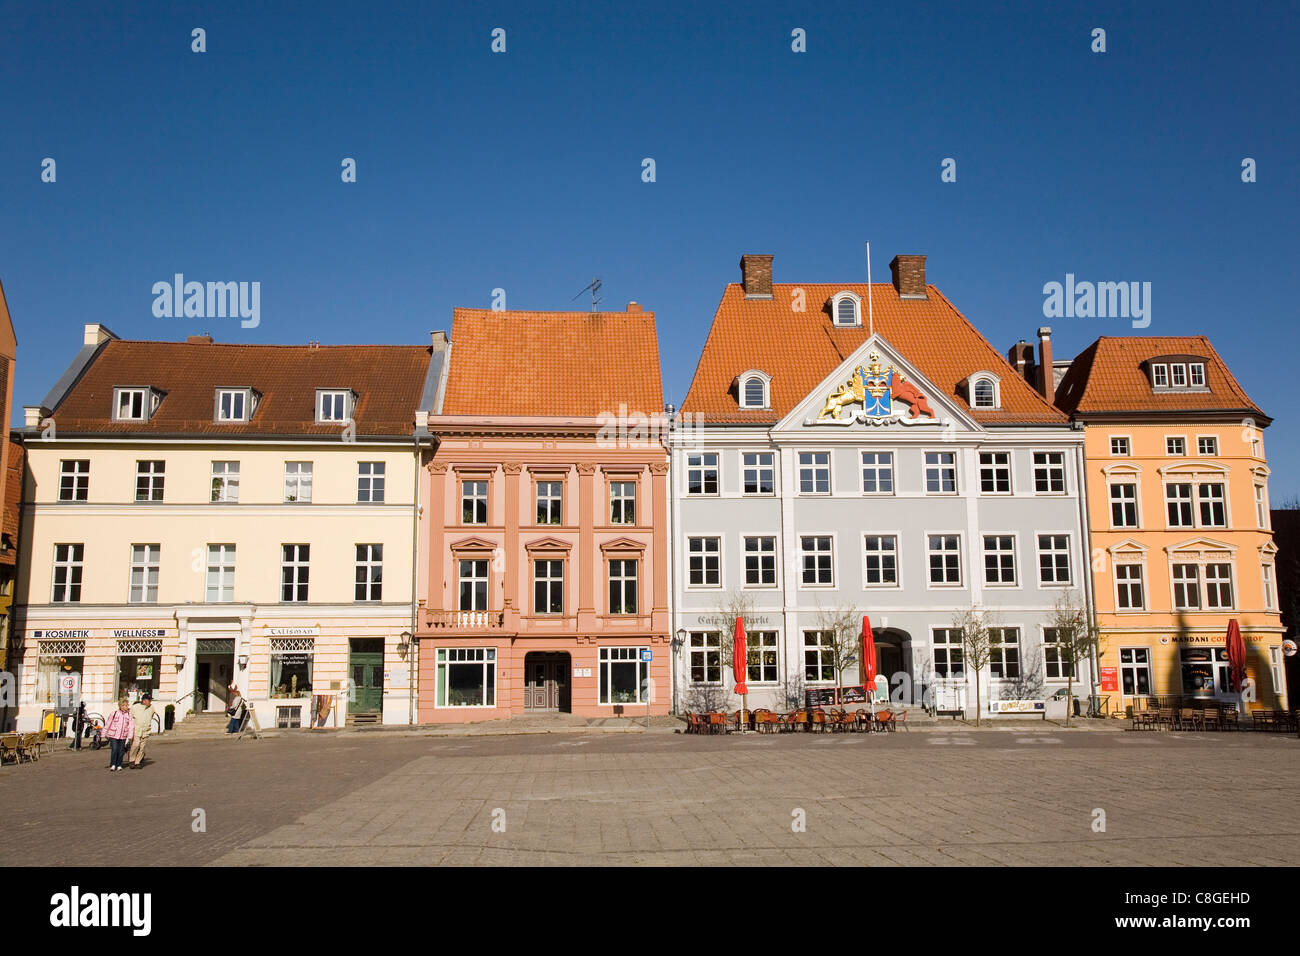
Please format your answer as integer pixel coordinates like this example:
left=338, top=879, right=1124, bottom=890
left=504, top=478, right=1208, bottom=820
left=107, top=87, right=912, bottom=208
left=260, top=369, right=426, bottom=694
left=982, top=534, right=1018, bottom=587
left=211, top=461, right=240, bottom=503
left=52, top=543, right=85, bottom=603
left=686, top=452, right=719, bottom=497
left=1165, top=435, right=1187, bottom=457
left=738, top=370, right=771, bottom=409
left=1036, top=533, right=1072, bottom=586
left=1119, top=646, right=1153, bottom=700
left=860, top=450, right=895, bottom=495
left=357, top=461, right=385, bottom=503
left=461, top=478, right=489, bottom=524
left=797, top=451, right=832, bottom=495
left=747, top=631, right=780, bottom=684
left=924, top=451, right=958, bottom=495
left=533, top=558, right=564, bottom=615
left=1114, top=560, right=1146, bottom=611
left=355, top=544, right=383, bottom=602
left=128, top=544, right=160, bottom=604
left=284, top=461, right=314, bottom=503
left=1197, top=481, right=1227, bottom=528
left=1196, top=435, right=1219, bottom=456
left=1042, top=627, right=1075, bottom=682
left=1109, top=482, right=1140, bottom=529
left=58, top=460, right=90, bottom=502
left=316, top=389, right=353, bottom=424
left=741, top=451, right=776, bottom=496
left=1170, top=363, right=1187, bottom=387
left=1262, top=562, right=1277, bottom=611
left=1189, top=362, right=1206, bottom=387
left=206, top=544, right=236, bottom=603
left=536, top=479, right=564, bottom=525
left=830, top=291, right=861, bottom=327
left=742, top=535, right=778, bottom=588
left=863, top=534, right=901, bottom=589
left=215, top=388, right=253, bottom=422
left=688, top=631, right=722, bottom=685
left=281, top=544, right=310, bottom=603
left=134, top=460, right=165, bottom=502
left=1110, top=436, right=1131, bottom=457
left=932, top=628, right=965, bottom=679
left=686, top=536, right=723, bottom=589
left=113, top=387, right=155, bottom=421
left=608, top=558, right=639, bottom=615
left=1165, top=482, right=1195, bottom=528
left=988, top=627, right=1021, bottom=680
left=1204, top=562, right=1234, bottom=610
left=1151, top=364, right=1169, bottom=388
left=1172, top=562, right=1202, bottom=611
left=927, top=533, right=963, bottom=588
left=978, top=451, right=1012, bottom=495
left=802, top=630, right=836, bottom=684
left=435, top=648, right=496, bottom=709
left=458, top=558, right=490, bottom=611
left=598, top=647, right=650, bottom=705
left=798, top=534, right=835, bottom=589
left=1032, top=451, right=1066, bottom=495
left=610, top=480, right=637, bottom=524
left=1255, top=483, right=1269, bottom=529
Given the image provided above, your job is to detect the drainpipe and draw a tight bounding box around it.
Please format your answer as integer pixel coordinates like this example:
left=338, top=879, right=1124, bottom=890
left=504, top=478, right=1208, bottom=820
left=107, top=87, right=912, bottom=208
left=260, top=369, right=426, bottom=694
left=666, top=404, right=678, bottom=715
left=1074, top=425, right=1101, bottom=709
left=409, top=431, right=425, bottom=725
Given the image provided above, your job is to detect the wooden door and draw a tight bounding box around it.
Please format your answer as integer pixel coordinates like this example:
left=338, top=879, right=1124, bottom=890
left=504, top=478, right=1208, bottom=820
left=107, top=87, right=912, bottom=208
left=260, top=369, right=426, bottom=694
left=350, top=652, right=384, bottom=714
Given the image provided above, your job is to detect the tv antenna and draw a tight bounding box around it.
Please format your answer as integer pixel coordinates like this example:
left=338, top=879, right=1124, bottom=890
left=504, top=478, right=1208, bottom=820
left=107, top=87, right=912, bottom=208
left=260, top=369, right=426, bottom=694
left=571, top=277, right=602, bottom=311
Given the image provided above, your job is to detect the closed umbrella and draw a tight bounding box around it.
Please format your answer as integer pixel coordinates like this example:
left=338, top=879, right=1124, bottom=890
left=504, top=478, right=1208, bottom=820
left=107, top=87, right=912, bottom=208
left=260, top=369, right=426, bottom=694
left=733, top=616, right=748, bottom=728
left=1226, top=618, right=1247, bottom=693
left=861, top=616, right=877, bottom=712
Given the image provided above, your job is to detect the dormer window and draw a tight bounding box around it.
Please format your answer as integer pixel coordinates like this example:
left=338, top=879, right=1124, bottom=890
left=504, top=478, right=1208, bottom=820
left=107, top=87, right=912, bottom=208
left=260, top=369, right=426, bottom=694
left=317, top=389, right=355, bottom=423
left=113, top=387, right=161, bottom=422
left=215, top=387, right=256, bottom=423
left=1150, top=356, right=1210, bottom=391
left=965, top=372, right=1001, bottom=410
left=830, top=291, right=862, bottom=327
left=1152, top=364, right=1168, bottom=387
left=1170, top=364, right=1187, bottom=387
left=1189, top=363, right=1205, bottom=386
left=737, top=370, right=771, bottom=409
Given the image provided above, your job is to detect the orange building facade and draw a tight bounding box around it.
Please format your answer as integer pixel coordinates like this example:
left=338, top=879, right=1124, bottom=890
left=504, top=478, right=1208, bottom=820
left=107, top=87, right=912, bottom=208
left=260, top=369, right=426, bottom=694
left=415, top=306, right=671, bottom=721
left=1056, top=337, right=1286, bottom=714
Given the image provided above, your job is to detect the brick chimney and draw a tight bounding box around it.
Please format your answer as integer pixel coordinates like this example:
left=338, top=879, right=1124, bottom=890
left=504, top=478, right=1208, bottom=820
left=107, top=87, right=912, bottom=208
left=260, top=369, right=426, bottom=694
left=889, top=255, right=927, bottom=298
left=1036, top=327, right=1054, bottom=400
left=187, top=334, right=214, bottom=345
left=1008, top=340, right=1034, bottom=384
left=626, top=301, right=642, bottom=312
left=431, top=330, right=448, bottom=349
left=739, top=255, right=774, bottom=298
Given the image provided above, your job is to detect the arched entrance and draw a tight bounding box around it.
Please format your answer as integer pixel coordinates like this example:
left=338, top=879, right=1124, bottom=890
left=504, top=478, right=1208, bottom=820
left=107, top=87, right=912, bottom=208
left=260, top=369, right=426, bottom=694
left=874, top=628, right=912, bottom=700
left=523, top=652, right=571, bottom=713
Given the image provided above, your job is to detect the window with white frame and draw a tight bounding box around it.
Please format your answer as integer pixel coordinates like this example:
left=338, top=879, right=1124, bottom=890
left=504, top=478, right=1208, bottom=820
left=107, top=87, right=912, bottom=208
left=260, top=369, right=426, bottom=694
left=211, top=461, right=240, bottom=502
left=925, top=452, right=957, bottom=494
left=609, top=559, right=638, bottom=614
left=979, top=452, right=1012, bottom=493
left=1197, top=436, right=1218, bottom=456
left=206, top=544, right=236, bottom=602
left=972, top=378, right=996, bottom=408
left=832, top=292, right=860, bottom=326
left=1262, top=562, right=1277, bottom=611
left=1110, top=436, right=1131, bottom=456
left=1205, top=563, right=1234, bottom=609
left=861, top=452, right=894, bottom=494
left=536, top=480, right=563, bottom=525
left=1116, top=562, right=1145, bottom=610
left=113, top=387, right=150, bottom=421
left=1251, top=436, right=1263, bottom=458
left=687, top=536, right=721, bottom=587
left=357, top=462, right=385, bottom=503
left=743, top=535, right=777, bottom=587
left=928, top=534, right=962, bottom=586
left=1037, top=534, right=1071, bottom=585
left=59, top=460, right=90, bottom=501
left=864, top=535, right=899, bottom=587
left=932, top=628, right=964, bottom=678
left=1043, top=627, right=1074, bottom=680
left=283, top=462, right=313, bottom=502
left=1033, top=452, right=1065, bottom=494
left=747, top=631, right=779, bottom=683
left=461, top=479, right=488, bottom=523
left=599, top=647, right=649, bottom=704
left=798, top=452, right=830, bottom=494
left=686, top=453, right=719, bottom=496
left=1171, top=364, right=1187, bottom=387
left=689, top=631, right=721, bottom=683
left=803, top=630, right=835, bottom=683
left=1152, top=364, right=1169, bottom=388
left=317, top=389, right=351, bottom=423
left=534, top=559, right=563, bottom=614
left=215, top=388, right=251, bottom=422
left=1166, top=436, right=1186, bottom=456
left=989, top=627, right=1020, bottom=679
left=610, top=481, right=636, bottom=524
left=1166, top=483, right=1194, bottom=527
left=355, top=544, right=383, bottom=601
left=458, top=559, right=489, bottom=611
left=1120, top=647, right=1153, bottom=697
left=1172, top=563, right=1201, bottom=610
left=1189, top=363, right=1206, bottom=386
left=1110, top=483, right=1139, bottom=527
left=435, top=648, right=495, bottom=707
left=270, top=639, right=314, bottom=698
left=135, top=460, right=165, bottom=502
left=1255, top=484, right=1269, bottom=528
left=281, top=544, right=310, bottom=602
left=1198, top=482, right=1226, bottom=527
left=129, top=544, right=159, bottom=604
left=52, top=544, right=84, bottom=603
left=742, top=452, right=775, bottom=495
left=741, top=376, right=768, bottom=408
left=983, top=535, right=1017, bottom=586
left=799, top=535, right=834, bottom=586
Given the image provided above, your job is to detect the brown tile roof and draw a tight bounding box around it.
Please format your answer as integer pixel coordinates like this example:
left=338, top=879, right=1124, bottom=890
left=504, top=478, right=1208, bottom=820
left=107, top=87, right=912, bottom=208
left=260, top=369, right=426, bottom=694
left=1, top=443, right=23, bottom=566
left=443, top=308, right=663, bottom=417
left=49, top=340, right=432, bottom=437
left=1055, top=336, right=1267, bottom=421
left=681, top=284, right=1066, bottom=424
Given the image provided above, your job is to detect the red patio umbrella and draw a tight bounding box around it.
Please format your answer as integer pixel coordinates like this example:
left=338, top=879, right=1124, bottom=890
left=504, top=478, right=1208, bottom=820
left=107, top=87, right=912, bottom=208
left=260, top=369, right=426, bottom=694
left=733, top=616, right=748, bottom=698
left=1226, top=618, right=1247, bottom=693
left=861, top=616, right=877, bottom=708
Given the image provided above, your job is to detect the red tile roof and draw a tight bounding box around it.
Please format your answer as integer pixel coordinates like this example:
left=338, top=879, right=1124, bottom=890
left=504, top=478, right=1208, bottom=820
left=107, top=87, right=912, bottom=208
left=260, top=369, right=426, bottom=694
left=681, top=284, right=1066, bottom=424
left=49, top=340, right=433, bottom=437
left=443, top=308, right=663, bottom=417
left=1055, top=336, right=1267, bottom=421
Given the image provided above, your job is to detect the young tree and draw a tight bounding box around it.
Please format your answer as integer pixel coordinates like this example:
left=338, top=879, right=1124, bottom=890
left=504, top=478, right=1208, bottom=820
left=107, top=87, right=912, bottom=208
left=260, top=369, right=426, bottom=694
left=812, top=601, right=864, bottom=704
left=1047, top=589, right=1105, bottom=726
left=952, top=606, right=998, bottom=726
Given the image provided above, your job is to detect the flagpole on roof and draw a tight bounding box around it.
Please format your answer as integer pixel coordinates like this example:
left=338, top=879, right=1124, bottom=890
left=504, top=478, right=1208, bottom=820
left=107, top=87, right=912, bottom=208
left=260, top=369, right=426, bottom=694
left=866, top=241, right=874, bottom=338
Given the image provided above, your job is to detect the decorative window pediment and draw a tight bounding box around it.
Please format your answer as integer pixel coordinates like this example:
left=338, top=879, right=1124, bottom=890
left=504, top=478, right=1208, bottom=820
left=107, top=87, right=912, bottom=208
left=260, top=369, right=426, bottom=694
left=448, top=535, right=497, bottom=553
left=524, top=536, right=573, bottom=552
left=600, top=536, right=646, bottom=554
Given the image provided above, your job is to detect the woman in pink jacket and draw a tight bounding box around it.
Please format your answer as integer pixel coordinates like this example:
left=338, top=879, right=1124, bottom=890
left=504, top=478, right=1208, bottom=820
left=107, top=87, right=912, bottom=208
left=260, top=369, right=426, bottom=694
left=102, top=698, right=135, bottom=771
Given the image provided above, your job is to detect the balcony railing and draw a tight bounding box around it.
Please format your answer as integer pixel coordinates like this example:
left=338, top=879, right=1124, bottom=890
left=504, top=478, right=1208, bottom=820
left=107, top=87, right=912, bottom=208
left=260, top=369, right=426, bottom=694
left=424, top=609, right=505, bottom=630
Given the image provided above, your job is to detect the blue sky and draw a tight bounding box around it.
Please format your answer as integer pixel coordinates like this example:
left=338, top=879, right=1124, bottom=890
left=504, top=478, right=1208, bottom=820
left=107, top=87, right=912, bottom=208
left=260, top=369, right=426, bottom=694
left=3, top=1, right=1297, bottom=494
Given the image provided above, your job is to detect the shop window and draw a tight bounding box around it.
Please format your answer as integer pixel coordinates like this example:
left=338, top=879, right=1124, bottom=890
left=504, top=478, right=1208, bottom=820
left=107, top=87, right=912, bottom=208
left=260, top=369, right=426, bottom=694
left=689, top=631, right=721, bottom=684
left=270, top=639, right=314, bottom=697
left=1119, top=647, right=1152, bottom=697
left=747, top=631, right=779, bottom=684
left=436, top=648, right=496, bottom=707
left=1179, top=647, right=1230, bottom=697
left=599, top=647, right=648, bottom=704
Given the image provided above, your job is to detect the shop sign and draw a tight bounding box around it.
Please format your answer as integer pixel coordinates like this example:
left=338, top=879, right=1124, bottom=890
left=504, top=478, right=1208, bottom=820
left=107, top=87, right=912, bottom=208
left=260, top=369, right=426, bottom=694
left=1169, top=634, right=1265, bottom=644
left=111, top=628, right=168, bottom=639
left=276, top=653, right=311, bottom=667
left=1283, top=640, right=1297, bottom=658
left=695, top=614, right=776, bottom=627
left=266, top=626, right=321, bottom=637
left=574, top=667, right=593, bottom=678
left=1099, top=666, right=1119, bottom=692
left=806, top=685, right=868, bottom=707
left=989, top=700, right=1045, bottom=714
left=30, top=629, right=92, bottom=640
left=29, top=628, right=171, bottom=640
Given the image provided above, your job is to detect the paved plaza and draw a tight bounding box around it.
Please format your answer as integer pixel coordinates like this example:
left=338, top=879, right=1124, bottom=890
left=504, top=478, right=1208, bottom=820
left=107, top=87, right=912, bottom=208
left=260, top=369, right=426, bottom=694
left=2, top=726, right=1298, bottom=866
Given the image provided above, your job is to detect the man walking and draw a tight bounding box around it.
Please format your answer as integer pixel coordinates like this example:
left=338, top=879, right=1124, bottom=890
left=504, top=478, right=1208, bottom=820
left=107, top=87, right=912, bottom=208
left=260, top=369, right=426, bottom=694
left=129, top=693, right=157, bottom=768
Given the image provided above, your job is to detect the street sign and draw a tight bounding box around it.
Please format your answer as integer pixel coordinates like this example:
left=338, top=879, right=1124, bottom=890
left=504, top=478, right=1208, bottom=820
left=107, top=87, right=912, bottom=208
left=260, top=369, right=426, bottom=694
left=640, top=648, right=652, bottom=662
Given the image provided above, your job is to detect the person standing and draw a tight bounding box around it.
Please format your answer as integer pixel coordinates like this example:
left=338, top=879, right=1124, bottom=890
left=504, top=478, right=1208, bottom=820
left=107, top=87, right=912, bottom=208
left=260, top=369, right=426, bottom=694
left=225, top=685, right=246, bottom=735
left=102, top=698, right=135, bottom=771
left=128, top=693, right=156, bottom=768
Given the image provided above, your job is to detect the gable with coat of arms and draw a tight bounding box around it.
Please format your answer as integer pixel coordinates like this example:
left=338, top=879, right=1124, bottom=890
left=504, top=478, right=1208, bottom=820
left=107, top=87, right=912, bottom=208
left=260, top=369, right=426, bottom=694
left=811, top=351, right=940, bottom=426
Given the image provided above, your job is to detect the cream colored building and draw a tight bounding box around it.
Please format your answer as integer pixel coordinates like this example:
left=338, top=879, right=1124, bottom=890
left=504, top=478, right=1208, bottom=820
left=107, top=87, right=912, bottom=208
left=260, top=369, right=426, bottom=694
left=12, top=325, right=444, bottom=731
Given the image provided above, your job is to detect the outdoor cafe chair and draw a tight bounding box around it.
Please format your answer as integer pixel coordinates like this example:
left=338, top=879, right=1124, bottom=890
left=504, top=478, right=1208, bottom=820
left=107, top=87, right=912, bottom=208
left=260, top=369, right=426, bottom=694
left=1201, top=706, right=1220, bottom=731
left=780, top=709, right=807, bottom=733
left=1178, top=707, right=1202, bottom=732
left=753, top=709, right=779, bottom=733
left=0, top=734, right=19, bottom=765
left=809, top=708, right=829, bottom=733
left=1156, top=707, right=1176, bottom=730
left=874, top=709, right=896, bottom=732
left=707, top=712, right=729, bottom=735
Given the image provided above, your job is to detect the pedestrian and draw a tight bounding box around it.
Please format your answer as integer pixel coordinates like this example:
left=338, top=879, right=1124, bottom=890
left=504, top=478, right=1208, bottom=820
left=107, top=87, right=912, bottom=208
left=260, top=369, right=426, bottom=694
left=102, top=698, right=135, bottom=771
left=225, top=685, right=246, bottom=735
left=128, top=693, right=157, bottom=768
